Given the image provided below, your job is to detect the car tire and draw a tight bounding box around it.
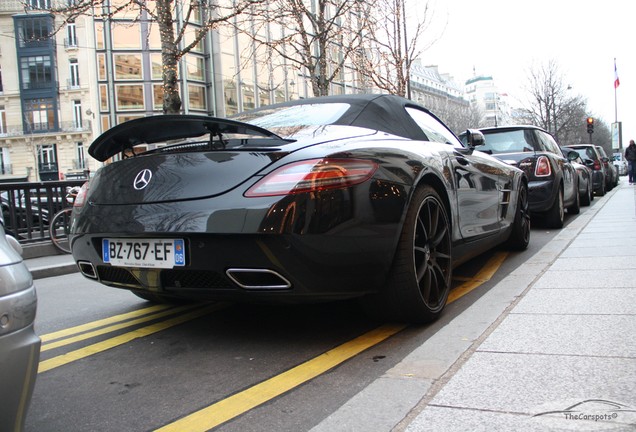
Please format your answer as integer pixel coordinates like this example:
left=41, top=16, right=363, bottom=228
left=505, top=181, right=530, bottom=250
left=567, top=185, right=580, bottom=215
left=360, top=185, right=452, bottom=324
left=581, top=182, right=592, bottom=206
left=596, top=178, right=606, bottom=197
left=544, top=187, right=564, bottom=229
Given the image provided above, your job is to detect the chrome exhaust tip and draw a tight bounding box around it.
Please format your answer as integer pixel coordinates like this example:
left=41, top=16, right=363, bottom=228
left=77, top=261, right=97, bottom=279
left=225, top=268, right=292, bottom=290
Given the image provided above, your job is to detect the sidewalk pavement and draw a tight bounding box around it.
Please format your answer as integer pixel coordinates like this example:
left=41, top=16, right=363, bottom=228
left=23, top=244, right=77, bottom=280
left=312, top=180, right=636, bottom=432
left=25, top=181, right=636, bottom=431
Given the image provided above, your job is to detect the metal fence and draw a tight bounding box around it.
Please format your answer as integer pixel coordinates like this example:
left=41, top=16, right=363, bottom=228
left=1, top=180, right=86, bottom=244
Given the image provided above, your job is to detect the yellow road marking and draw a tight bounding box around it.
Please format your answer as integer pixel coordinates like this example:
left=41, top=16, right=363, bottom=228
left=448, top=251, right=508, bottom=303
left=38, top=303, right=223, bottom=373
left=38, top=251, right=508, bottom=430
left=156, top=251, right=508, bottom=431
left=41, top=304, right=172, bottom=342
left=154, top=323, right=407, bottom=432
left=41, top=304, right=200, bottom=352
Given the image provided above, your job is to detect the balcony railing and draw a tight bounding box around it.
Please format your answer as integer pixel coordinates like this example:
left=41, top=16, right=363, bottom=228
left=0, top=120, right=93, bottom=137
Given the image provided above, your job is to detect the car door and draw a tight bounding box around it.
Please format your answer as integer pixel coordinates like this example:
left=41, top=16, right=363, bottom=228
left=405, top=107, right=504, bottom=240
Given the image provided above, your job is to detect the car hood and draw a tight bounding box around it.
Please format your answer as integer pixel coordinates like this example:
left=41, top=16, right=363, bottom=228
left=86, top=121, right=379, bottom=205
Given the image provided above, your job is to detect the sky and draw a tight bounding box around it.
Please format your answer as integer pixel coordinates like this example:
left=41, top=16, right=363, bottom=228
left=419, top=0, right=635, bottom=149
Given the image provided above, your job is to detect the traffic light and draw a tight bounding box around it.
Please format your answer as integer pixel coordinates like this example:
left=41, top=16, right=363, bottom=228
left=586, top=117, right=594, bottom=134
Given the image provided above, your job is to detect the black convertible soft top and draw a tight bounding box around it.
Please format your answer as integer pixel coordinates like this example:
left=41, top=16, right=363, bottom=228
left=89, top=94, right=442, bottom=161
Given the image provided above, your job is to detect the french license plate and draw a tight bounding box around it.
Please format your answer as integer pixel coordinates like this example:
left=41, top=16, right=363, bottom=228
left=102, top=238, right=185, bottom=269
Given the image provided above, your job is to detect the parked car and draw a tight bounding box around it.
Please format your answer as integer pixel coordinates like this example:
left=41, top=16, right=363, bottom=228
left=0, top=211, right=40, bottom=430
left=562, top=144, right=609, bottom=196
left=461, top=125, right=578, bottom=228
left=70, top=94, right=531, bottom=324
left=613, top=152, right=627, bottom=176
left=596, top=146, right=619, bottom=189
left=561, top=147, right=593, bottom=206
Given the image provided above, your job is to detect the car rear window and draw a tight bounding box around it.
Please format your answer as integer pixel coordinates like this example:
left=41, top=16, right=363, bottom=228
left=235, top=103, right=350, bottom=135
left=481, top=130, right=535, bottom=154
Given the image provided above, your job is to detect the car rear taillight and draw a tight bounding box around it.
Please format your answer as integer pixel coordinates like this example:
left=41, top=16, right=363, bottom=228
left=593, top=160, right=602, bottom=171
left=73, top=182, right=89, bottom=207
left=245, top=158, right=378, bottom=197
left=534, top=156, right=552, bottom=177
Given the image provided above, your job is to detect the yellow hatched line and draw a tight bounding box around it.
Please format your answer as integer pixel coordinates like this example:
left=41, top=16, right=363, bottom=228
left=448, top=251, right=508, bottom=303
left=155, top=252, right=509, bottom=431
left=41, top=304, right=200, bottom=352
left=40, top=304, right=172, bottom=343
left=38, top=303, right=223, bottom=374
left=155, top=323, right=407, bottom=432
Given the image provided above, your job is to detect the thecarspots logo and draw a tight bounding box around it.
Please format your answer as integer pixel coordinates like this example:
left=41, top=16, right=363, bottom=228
left=532, top=399, right=636, bottom=430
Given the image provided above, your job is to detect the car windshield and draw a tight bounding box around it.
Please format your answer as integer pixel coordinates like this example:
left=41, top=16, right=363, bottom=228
left=480, top=130, right=535, bottom=154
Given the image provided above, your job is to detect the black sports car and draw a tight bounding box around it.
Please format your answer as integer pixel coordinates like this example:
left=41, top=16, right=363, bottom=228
left=70, top=94, right=530, bottom=323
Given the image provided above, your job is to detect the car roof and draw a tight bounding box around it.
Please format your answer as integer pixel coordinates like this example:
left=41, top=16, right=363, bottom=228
left=89, top=94, right=442, bottom=161
left=478, top=125, right=547, bottom=133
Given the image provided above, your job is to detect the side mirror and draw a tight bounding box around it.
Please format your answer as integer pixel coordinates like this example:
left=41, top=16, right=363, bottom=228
left=566, top=150, right=578, bottom=162
left=464, top=129, right=485, bottom=149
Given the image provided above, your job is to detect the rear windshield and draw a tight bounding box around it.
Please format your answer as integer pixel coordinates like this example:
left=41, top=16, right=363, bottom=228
left=480, top=130, right=536, bottom=154
left=234, top=103, right=350, bottom=137
left=567, top=147, right=596, bottom=161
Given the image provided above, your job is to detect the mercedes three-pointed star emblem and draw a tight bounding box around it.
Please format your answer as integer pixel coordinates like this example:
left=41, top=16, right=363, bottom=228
left=133, top=169, right=153, bottom=190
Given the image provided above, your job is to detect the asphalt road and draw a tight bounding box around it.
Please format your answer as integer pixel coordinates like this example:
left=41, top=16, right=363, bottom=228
left=25, top=206, right=587, bottom=432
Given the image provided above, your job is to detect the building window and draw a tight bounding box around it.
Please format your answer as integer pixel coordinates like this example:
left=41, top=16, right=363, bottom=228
left=188, top=84, right=206, bottom=110
left=115, top=84, right=145, bottom=111
left=0, top=107, right=6, bottom=135
left=75, top=142, right=86, bottom=169
left=112, top=22, right=141, bottom=49
left=95, top=21, right=105, bottom=50
left=97, top=53, right=107, bottom=81
left=69, top=59, right=80, bottom=88
left=24, top=98, right=55, bottom=132
left=73, top=100, right=82, bottom=129
left=17, top=17, right=52, bottom=47
left=151, top=54, right=163, bottom=79
left=20, top=55, right=53, bottom=90
left=114, top=54, right=143, bottom=80
left=99, top=84, right=109, bottom=111
left=65, top=21, right=77, bottom=47
left=27, top=0, right=51, bottom=10
left=153, top=84, right=163, bottom=110
left=37, top=144, right=57, bottom=173
left=186, top=55, right=205, bottom=81
left=0, top=148, right=10, bottom=175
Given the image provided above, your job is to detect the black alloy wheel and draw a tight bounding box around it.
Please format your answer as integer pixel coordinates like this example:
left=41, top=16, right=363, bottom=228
left=361, top=185, right=452, bottom=323
left=505, top=181, right=530, bottom=250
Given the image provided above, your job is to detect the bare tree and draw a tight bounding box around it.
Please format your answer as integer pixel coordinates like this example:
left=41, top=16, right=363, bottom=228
left=357, top=0, right=439, bottom=97
left=244, top=0, right=371, bottom=97
left=524, top=59, right=587, bottom=144
left=25, top=0, right=261, bottom=114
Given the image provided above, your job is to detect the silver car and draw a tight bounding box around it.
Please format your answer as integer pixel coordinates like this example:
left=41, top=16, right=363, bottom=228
left=0, top=212, right=40, bottom=431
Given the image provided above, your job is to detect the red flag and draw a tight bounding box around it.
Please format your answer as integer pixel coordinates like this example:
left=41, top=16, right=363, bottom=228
left=614, top=60, right=620, bottom=89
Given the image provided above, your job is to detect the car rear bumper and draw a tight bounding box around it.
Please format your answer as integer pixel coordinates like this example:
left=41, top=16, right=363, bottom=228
left=0, top=323, right=41, bottom=431
left=72, top=232, right=395, bottom=302
left=527, top=179, right=557, bottom=212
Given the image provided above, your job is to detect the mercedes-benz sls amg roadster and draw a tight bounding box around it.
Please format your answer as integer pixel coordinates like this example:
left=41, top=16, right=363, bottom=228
left=70, top=94, right=530, bottom=323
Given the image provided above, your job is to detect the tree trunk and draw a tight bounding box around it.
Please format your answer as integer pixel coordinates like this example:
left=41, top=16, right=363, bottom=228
left=156, top=0, right=182, bottom=114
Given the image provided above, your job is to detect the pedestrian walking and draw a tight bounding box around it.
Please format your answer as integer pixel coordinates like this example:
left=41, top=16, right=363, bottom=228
left=625, top=140, right=636, bottom=184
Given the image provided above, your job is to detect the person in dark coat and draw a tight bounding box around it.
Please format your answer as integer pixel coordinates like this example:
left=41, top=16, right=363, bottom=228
left=625, top=139, right=636, bottom=184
